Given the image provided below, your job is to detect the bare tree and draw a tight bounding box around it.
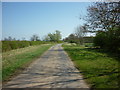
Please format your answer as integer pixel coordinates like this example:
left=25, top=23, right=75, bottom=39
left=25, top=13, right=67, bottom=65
left=30, top=34, right=40, bottom=41
left=43, top=35, right=50, bottom=41
left=64, top=34, right=77, bottom=43
left=8, top=36, right=12, bottom=41
left=87, top=2, right=120, bottom=31
left=75, top=25, right=87, bottom=45
left=4, top=36, right=14, bottom=41
left=86, top=2, right=120, bottom=52
left=22, top=37, right=26, bottom=41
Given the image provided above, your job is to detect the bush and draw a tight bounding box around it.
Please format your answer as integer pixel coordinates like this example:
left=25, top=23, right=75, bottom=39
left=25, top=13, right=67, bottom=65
left=94, top=31, right=107, bottom=48
left=94, top=27, right=120, bottom=53
left=2, top=41, right=49, bottom=52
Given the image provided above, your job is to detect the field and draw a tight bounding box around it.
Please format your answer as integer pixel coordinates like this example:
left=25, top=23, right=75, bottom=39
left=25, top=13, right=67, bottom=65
left=63, top=44, right=119, bottom=88
left=2, top=44, right=52, bottom=81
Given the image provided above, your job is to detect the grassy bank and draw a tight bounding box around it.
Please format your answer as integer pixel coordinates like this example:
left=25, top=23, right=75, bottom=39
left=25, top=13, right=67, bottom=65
left=63, top=44, right=119, bottom=88
left=2, top=44, right=52, bottom=81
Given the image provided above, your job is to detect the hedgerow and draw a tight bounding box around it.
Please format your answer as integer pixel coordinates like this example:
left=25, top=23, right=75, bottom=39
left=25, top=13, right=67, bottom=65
left=2, top=41, right=50, bottom=52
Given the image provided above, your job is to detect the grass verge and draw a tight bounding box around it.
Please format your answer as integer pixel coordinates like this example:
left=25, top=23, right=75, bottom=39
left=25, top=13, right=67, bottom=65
left=2, top=44, right=52, bottom=82
left=63, top=44, right=119, bottom=88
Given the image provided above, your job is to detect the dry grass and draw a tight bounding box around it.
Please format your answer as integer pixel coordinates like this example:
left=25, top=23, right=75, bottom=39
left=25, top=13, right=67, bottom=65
left=2, top=44, right=52, bottom=81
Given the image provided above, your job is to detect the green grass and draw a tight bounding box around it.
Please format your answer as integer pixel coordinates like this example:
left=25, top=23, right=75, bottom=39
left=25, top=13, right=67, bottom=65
left=2, top=44, right=53, bottom=81
left=84, top=43, right=93, bottom=48
left=63, top=44, right=119, bottom=88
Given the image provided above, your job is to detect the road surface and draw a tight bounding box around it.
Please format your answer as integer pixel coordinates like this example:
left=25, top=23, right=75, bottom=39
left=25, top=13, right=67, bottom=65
left=3, top=44, right=89, bottom=88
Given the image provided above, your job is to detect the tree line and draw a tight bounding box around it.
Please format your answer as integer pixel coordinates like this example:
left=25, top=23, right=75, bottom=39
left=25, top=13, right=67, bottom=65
left=2, top=30, right=62, bottom=52
left=3, top=30, right=62, bottom=42
left=64, top=2, right=120, bottom=53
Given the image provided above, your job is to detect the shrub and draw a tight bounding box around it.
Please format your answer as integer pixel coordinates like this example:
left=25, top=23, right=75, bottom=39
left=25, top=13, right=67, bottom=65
left=94, top=27, right=120, bottom=53
left=2, top=41, right=49, bottom=52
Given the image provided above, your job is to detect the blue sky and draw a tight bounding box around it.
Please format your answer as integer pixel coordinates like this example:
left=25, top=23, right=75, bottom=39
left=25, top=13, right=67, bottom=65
left=2, top=2, right=92, bottom=40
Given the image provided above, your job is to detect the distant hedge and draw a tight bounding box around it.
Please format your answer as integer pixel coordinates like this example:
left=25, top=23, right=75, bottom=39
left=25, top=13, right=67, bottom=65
left=2, top=41, right=50, bottom=52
